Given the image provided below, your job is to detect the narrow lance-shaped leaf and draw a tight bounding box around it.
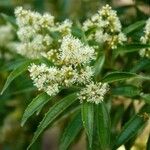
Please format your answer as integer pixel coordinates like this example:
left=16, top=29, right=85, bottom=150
left=94, top=53, right=105, bottom=78
left=118, top=44, right=150, bottom=51
left=0, top=13, right=18, bottom=30
left=81, top=102, right=94, bottom=148
left=0, top=58, right=28, bottom=71
left=89, top=123, right=101, bottom=150
left=96, top=102, right=111, bottom=150
left=116, top=44, right=150, bottom=54
left=123, top=20, right=145, bottom=34
left=113, top=111, right=149, bottom=149
left=112, top=85, right=140, bottom=97
left=102, top=72, right=150, bottom=83
left=21, top=92, right=51, bottom=126
left=130, top=58, right=150, bottom=73
left=27, top=93, right=78, bottom=150
left=59, top=111, right=82, bottom=150
left=101, top=72, right=137, bottom=83
left=1, top=60, right=33, bottom=95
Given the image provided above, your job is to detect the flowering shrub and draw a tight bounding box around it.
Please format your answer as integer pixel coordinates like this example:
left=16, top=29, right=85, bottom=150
left=1, top=4, right=150, bottom=150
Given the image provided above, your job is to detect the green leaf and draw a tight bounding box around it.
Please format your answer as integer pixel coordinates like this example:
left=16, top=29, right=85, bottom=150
left=94, top=53, right=105, bottom=77
left=58, top=0, right=71, bottom=18
left=81, top=102, right=94, bottom=147
left=116, top=44, right=150, bottom=54
left=72, top=26, right=83, bottom=38
left=34, top=0, right=44, bottom=13
left=102, top=72, right=137, bottom=83
left=59, top=111, right=82, bottom=150
left=0, top=59, right=28, bottom=71
left=0, top=0, right=13, bottom=7
left=1, top=60, right=33, bottom=95
left=96, top=102, right=111, bottom=150
left=21, top=93, right=51, bottom=126
left=121, top=103, right=136, bottom=127
left=27, top=93, right=78, bottom=150
left=112, top=85, right=140, bottom=97
left=89, top=120, right=101, bottom=150
left=113, top=112, right=149, bottom=149
left=130, top=58, right=150, bottom=73
left=123, top=20, right=145, bottom=34
left=0, top=13, right=17, bottom=29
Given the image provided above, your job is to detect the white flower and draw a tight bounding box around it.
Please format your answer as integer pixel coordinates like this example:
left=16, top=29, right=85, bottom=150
left=46, top=83, right=59, bottom=96
left=42, top=49, right=59, bottom=64
left=39, top=13, right=54, bottom=28
left=98, top=5, right=122, bottom=32
left=83, top=4, right=122, bottom=33
left=17, top=26, right=36, bottom=42
left=95, top=30, right=110, bottom=44
left=15, top=7, right=54, bottom=30
left=83, top=4, right=126, bottom=49
left=29, top=64, right=61, bottom=96
left=16, top=34, right=52, bottom=58
left=77, top=66, right=94, bottom=84
left=15, top=7, right=54, bottom=58
left=83, top=19, right=94, bottom=31
left=52, top=19, right=72, bottom=35
left=144, top=18, right=150, bottom=35
left=140, top=18, right=150, bottom=58
left=60, top=66, right=78, bottom=87
left=78, top=82, right=109, bottom=104
left=118, top=32, right=127, bottom=44
left=59, top=35, right=95, bottom=65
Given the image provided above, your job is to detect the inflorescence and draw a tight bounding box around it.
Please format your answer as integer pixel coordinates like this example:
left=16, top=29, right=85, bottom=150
left=140, top=18, right=150, bottom=58
left=83, top=4, right=127, bottom=49
left=78, top=82, right=109, bottom=104
left=29, top=34, right=98, bottom=97
left=14, top=5, right=132, bottom=104
left=15, top=7, right=72, bottom=58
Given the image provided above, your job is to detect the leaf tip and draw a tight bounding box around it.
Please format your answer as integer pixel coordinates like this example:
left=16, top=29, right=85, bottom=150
left=27, top=145, right=31, bottom=150
left=1, top=84, right=7, bottom=95
left=0, top=92, right=3, bottom=95
left=0, top=89, right=4, bottom=95
left=21, top=120, right=25, bottom=127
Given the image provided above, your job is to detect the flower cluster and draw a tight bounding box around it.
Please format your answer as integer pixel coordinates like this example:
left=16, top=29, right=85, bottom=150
left=15, top=7, right=73, bottom=58
left=29, top=64, right=60, bottom=96
left=29, top=35, right=96, bottom=96
left=15, top=7, right=109, bottom=104
left=83, top=4, right=126, bottom=49
left=140, top=18, right=150, bottom=58
left=15, top=7, right=54, bottom=58
left=59, top=35, right=95, bottom=65
left=52, top=19, right=72, bottom=36
left=78, top=82, right=109, bottom=104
